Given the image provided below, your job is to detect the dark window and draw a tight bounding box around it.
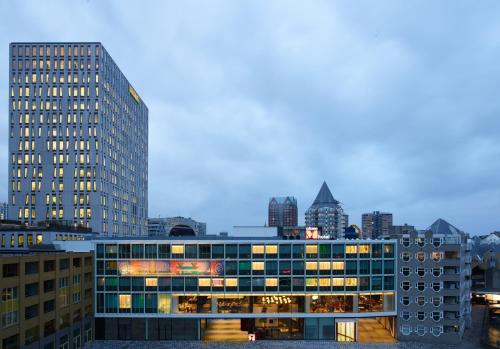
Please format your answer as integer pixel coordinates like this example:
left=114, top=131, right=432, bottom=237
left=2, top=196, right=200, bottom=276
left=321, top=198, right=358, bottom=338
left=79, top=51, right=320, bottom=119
left=198, top=244, right=210, bottom=258
left=293, top=261, right=304, bottom=275
left=44, top=279, right=55, bottom=293
left=131, top=244, right=144, bottom=259
left=239, top=261, right=251, bottom=275
left=3, top=263, right=18, bottom=277
left=292, top=244, right=304, bottom=258
left=225, top=244, right=237, bottom=259
left=332, top=244, right=344, bottom=258
left=319, top=244, right=331, bottom=258
left=346, top=261, right=358, bottom=275
left=119, top=277, right=131, bottom=291
left=25, top=282, right=39, bottom=297
left=44, top=299, right=55, bottom=313
left=44, top=319, right=56, bottom=336
left=184, top=245, right=197, bottom=259
left=239, top=244, right=251, bottom=258
left=43, top=260, right=55, bottom=272
left=212, top=245, right=224, bottom=258
left=25, top=326, right=39, bottom=345
left=158, top=244, right=170, bottom=258
left=59, top=258, right=69, bottom=270
left=279, top=244, right=291, bottom=258
left=72, top=258, right=81, bottom=268
left=225, top=261, right=237, bottom=275
left=266, top=261, right=278, bottom=275
left=25, top=304, right=38, bottom=320
left=145, top=244, right=157, bottom=259
left=84, top=257, right=92, bottom=267
left=119, top=244, right=131, bottom=259
left=96, top=244, right=104, bottom=258
left=25, top=261, right=39, bottom=275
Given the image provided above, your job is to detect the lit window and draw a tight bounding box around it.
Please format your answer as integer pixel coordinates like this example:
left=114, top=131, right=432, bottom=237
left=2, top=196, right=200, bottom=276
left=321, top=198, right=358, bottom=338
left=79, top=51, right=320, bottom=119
left=198, top=278, right=210, bottom=287
left=252, top=262, right=264, bottom=270
left=319, top=278, right=331, bottom=287
left=36, top=234, right=42, bottom=245
left=319, top=261, right=331, bottom=270
left=226, top=278, right=238, bottom=287
left=345, top=278, right=357, bottom=286
left=212, top=278, right=224, bottom=287
left=171, top=245, right=184, bottom=255
left=119, top=294, right=131, bottom=309
left=332, top=278, right=344, bottom=286
left=332, top=261, right=344, bottom=271
left=252, top=245, right=264, bottom=254
left=158, top=294, right=171, bottom=314
left=306, top=262, right=318, bottom=270
left=306, top=245, right=317, bottom=254
left=306, top=278, right=318, bottom=287
left=265, top=278, right=278, bottom=287
left=145, top=278, right=157, bottom=287
left=431, top=252, right=442, bottom=262
left=345, top=245, right=357, bottom=254
left=265, top=245, right=277, bottom=254
left=416, top=252, right=426, bottom=262
left=359, top=245, right=370, bottom=254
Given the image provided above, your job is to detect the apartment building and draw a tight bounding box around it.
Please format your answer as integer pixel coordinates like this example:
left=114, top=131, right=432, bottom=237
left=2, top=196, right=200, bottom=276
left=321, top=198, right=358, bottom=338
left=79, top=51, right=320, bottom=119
left=0, top=251, right=94, bottom=349
left=396, top=219, right=472, bottom=344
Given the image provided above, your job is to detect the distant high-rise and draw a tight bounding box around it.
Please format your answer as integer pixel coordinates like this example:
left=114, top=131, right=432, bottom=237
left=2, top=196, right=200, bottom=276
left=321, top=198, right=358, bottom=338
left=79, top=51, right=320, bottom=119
left=268, top=196, right=298, bottom=228
left=8, top=43, right=148, bottom=236
left=0, top=202, right=8, bottom=220
left=362, top=211, right=393, bottom=239
left=305, top=181, right=348, bottom=239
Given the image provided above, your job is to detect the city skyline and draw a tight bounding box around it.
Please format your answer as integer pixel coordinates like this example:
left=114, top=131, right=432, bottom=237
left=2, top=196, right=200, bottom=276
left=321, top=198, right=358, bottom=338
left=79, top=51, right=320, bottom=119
left=1, top=1, right=499, bottom=235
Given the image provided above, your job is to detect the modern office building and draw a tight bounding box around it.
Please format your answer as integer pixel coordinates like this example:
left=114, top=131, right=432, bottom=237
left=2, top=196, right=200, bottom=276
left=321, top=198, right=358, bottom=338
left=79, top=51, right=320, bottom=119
left=362, top=212, right=393, bottom=239
left=396, top=219, right=472, bottom=344
left=148, top=217, right=206, bottom=237
left=8, top=42, right=148, bottom=237
left=0, top=250, right=94, bottom=349
left=305, top=182, right=348, bottom=239
left=0, top=202, right=8, bottom=220
left=268, top=197, right=298, bottom=229
left=93, top=238, right=397, bottom=341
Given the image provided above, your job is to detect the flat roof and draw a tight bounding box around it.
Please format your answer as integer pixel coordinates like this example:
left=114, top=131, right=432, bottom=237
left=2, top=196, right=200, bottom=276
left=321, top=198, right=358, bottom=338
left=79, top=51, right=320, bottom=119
left=92, top=236, right=396, bottom=242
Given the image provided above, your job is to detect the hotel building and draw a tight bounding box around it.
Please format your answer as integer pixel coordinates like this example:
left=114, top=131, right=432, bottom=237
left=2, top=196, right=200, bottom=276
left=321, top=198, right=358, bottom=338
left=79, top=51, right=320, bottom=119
left=8, top=42, right=148, bottom=237
left=93, top=238, right=397, bottom=341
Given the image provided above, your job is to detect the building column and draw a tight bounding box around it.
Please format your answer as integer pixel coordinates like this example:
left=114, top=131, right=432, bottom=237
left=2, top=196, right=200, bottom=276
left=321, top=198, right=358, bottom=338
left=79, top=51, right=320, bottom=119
left=383, top=294, right=390, bottom=312
left=352, top=294, right=359, bottom=313
left=171, top=296, right=178, bottom=313
left=211, top=296, right=218, bottom=314
left=305, top=296, right=311, bottom=313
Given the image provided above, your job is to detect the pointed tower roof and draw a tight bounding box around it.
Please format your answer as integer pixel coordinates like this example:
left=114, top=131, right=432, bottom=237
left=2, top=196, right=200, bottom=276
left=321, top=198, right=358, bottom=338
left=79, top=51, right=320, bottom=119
left=311, top=181, right=339, bottom=207
left=428, top=218, right=463, bottom=235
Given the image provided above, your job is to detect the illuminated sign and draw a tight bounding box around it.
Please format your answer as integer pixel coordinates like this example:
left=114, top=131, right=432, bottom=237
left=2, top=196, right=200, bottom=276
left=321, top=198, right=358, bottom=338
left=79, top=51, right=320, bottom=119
left=128, top=85, right=140, bottom=103
left=118, top=260, right=223, bottom=276
left=305, top=227, right=319, bottom=240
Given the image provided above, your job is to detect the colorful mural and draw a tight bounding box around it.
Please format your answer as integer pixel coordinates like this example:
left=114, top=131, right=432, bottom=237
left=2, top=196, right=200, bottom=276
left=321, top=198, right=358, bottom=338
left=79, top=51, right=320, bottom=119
left=118, top=260, right=224, bottom=276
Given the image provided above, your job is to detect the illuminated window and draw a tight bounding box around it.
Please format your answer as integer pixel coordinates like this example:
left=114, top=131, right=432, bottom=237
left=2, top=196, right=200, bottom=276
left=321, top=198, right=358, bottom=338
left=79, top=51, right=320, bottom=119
left=198, top=278, right=210, bottom=287
left=319, top=278, right=331, bottom=287
left=332, top=262, right=344, bottom=270
left=226, top=278, right=238, bottom=287
left=171, top=245, right=184, bottom=255
left=359, top=245, right=370, bottom=254
left=332, top=278, right=344, bottom=286
left=119, top=294, right=131, bottom=309
left=158, top=294, right=171, bottom=314
left=306, top=245, right=317, bottom=255
left=252, top=245, right=264, bottom=254
left=212, top=278, right=224, bottom=287
left=346, top=245, right=358, bottom=254
left=306, top=278, right=318, bottom=286
left=306, top=262, right=318, bottom=270
left=36, top=234, right=42, bottom=245
left=265, top=278, right=278, bottom=287
left=345, top=278, right=358, bottom=286
left=145, top=278, right=158, bottom=287
left=265, top=245, right=277, bottom=254
left=252, top=262, right=264, bottom=270
left=319, top=261, right=331, bottom=270
left=17, top=234, right=24, bottom=247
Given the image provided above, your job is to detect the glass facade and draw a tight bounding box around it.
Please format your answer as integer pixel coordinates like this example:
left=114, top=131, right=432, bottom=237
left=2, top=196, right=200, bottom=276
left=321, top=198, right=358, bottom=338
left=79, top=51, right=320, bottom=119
left=95, top=240, right=396, bottom=317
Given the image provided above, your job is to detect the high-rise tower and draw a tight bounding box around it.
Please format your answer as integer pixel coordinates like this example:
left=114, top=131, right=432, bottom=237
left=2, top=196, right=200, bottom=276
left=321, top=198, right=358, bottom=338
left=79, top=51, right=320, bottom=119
left=305, top=182, right=348, bottom=239
left=268, top=196, right=298, bottom=229
left=8, top=43, right=148, bottom=236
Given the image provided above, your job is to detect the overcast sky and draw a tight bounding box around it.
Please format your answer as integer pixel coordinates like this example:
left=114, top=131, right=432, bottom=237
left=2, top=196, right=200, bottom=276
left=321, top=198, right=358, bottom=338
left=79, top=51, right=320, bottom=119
left=1, top=1, right=499, bottom=235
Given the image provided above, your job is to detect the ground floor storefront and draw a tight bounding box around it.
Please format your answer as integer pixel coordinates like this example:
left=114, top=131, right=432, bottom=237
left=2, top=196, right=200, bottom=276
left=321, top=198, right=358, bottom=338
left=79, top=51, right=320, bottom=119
left=95, top=316, right=395, bottom=342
